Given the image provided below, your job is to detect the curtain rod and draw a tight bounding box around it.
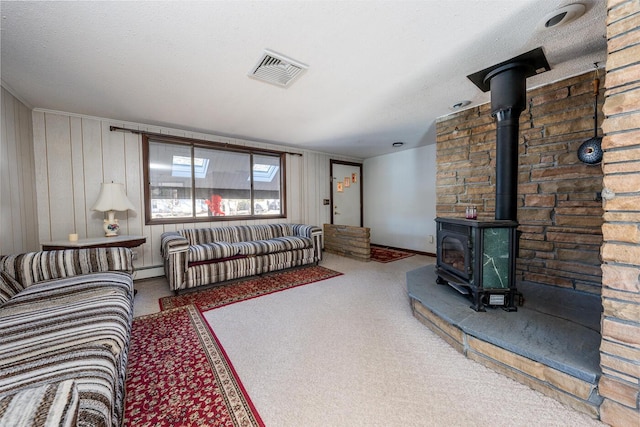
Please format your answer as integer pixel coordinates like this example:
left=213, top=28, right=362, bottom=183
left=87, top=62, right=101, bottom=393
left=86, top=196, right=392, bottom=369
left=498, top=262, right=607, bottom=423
left=109, top=126, right=303, bottom=156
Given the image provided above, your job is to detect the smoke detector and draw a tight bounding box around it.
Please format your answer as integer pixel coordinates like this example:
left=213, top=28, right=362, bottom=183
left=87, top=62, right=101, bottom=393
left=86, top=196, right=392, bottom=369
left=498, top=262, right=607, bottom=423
left=249, top=49, right=308, bottom=88
left=541, top=3, right=586, bottom=29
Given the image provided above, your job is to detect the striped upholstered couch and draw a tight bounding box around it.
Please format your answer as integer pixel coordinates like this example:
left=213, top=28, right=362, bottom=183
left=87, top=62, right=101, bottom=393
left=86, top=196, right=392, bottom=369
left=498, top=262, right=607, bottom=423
left=0, top=248, right=134, bottom=427
left=161, top=223, right=322, bottom=292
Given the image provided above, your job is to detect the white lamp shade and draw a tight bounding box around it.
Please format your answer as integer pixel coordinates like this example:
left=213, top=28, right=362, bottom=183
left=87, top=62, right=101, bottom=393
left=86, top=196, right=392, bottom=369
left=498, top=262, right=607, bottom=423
left=91, top=183, right=136, bottom=212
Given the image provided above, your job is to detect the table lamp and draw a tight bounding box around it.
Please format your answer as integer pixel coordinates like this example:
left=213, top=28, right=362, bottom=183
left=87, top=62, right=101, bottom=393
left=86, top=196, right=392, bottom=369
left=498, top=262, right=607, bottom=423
left=91, top=183, right=136, bottom=237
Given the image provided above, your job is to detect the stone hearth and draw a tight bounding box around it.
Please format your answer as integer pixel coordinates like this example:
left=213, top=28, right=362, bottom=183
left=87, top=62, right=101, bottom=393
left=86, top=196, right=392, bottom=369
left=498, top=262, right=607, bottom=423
left=408, top=265, right=602, bottom=418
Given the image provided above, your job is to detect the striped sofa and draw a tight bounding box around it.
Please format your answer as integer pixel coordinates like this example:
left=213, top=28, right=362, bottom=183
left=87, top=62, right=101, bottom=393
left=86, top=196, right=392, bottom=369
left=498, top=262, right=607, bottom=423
left=0, top=248, right=134, bottom=427
left=161, top=223, right=322, bottom=292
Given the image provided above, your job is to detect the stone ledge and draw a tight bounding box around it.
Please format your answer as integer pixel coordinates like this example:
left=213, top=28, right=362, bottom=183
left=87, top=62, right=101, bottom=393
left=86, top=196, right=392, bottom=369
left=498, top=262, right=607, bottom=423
left=323, top=224, right=371, bottom=262
left=408, top=264, right=603, bottom=419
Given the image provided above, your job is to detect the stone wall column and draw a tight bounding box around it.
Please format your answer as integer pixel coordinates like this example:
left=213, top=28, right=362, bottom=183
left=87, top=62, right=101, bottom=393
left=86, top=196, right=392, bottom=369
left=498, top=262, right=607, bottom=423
left=599, top=1, right=640, bottom=425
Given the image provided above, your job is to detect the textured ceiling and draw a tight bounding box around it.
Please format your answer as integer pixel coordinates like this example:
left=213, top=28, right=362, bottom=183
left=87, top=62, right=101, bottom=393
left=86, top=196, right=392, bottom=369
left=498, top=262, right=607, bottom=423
left=0, top=1, right=607, bottom=159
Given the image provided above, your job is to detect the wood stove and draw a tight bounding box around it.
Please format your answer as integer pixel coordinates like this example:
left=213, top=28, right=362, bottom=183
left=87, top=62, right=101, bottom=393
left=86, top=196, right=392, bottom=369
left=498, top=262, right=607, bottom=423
left=435, top=217, right=518, bottom=312
left=433, top=48, right=551, bottom=312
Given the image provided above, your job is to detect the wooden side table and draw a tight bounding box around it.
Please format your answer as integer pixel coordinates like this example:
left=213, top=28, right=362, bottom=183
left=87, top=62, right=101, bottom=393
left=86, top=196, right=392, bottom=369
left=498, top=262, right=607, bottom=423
left=42, top=235, right=146, bottom=251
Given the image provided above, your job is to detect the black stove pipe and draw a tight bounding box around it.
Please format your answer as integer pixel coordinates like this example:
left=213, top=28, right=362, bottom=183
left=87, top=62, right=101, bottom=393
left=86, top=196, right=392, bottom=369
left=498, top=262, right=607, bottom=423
left=485, top=63, right=530, bottom=221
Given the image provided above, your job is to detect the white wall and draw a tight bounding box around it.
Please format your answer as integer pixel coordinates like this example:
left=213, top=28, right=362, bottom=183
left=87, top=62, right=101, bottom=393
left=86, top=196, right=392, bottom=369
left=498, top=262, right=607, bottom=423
left=363, top=144, right=437, bottom=253
left=1, top=87, right=38, bottom=255
left=31, top=109, right=355, bottom=277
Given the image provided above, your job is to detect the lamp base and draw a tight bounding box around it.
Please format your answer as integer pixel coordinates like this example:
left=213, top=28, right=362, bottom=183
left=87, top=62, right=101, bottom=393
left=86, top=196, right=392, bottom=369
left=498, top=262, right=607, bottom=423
left=103, top=211, right=120, bottom=237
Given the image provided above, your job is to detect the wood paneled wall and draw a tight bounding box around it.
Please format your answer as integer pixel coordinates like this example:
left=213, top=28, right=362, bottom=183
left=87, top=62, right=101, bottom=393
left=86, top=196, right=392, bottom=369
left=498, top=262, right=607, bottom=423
left=31, top=110, right=355, bottom=277
left=0, top=87, right=38, bottom=255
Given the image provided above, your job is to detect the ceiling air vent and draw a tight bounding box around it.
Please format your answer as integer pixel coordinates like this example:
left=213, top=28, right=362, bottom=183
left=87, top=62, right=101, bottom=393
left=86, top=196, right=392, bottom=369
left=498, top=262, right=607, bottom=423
left=249, top=49, right=308, bottom=88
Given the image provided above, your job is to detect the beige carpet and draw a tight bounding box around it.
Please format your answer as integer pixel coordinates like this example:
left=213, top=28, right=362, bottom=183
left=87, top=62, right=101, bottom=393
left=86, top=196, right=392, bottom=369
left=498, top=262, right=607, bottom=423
left=132, top=254, right=603, bottom=426
left=198, top=253, right=603, bottom=427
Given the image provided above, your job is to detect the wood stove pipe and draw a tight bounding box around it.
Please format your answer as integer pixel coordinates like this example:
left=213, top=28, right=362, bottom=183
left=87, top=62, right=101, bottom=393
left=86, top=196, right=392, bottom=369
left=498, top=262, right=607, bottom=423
left=467, top=48, right=551, bottom=222
left=485, top=64, right=528, bottom=221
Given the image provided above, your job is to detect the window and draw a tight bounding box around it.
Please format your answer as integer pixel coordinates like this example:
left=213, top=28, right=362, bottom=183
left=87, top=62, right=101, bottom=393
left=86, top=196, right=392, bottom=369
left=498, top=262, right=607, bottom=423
left=144, top=135, right=285, bottom=223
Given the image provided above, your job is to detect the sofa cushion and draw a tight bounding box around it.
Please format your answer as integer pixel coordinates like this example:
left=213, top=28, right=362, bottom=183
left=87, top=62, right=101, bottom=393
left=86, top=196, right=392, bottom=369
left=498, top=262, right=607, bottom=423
left=0, top=380, right=79, bottom=427
left=0, top=271, right=23, bottom=305
left=233, top=236, right=313, bottom=256
left=0, top=248, right=133, bottom=288
left=188, top=241, right=239, bottom=262
left=180, top=226, right=239, bottom=245
left=235, top=224, right=290, bottom=242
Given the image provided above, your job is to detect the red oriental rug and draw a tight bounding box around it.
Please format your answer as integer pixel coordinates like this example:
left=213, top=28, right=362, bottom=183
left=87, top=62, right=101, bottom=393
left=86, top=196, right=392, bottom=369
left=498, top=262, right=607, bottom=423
left=370, top=246, right=415, bottom=263
left=160, top=265, right=343, bottom=311
left=124, top=305, right=263, bottom=427
left=125, top=265, right=342, bottom=426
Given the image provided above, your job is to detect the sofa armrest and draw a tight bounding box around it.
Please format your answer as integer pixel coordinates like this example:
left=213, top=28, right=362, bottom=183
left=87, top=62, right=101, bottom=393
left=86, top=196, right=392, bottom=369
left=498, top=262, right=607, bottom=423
left=160, top=232, right=190, bottom=258
left=160, top=232, right=190, bottom=291
left=290, top=224, right=323, bottom=261
left=0, top=248, right=133, bottom=288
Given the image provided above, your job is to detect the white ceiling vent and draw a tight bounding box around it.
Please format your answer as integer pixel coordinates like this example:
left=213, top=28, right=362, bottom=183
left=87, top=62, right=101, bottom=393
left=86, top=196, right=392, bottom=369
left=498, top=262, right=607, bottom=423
left=249, top=49, right=308, bottom=88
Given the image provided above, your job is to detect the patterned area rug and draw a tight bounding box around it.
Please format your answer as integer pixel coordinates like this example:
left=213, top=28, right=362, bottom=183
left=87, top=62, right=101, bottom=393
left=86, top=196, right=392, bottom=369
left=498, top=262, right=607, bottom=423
left=370, top=246, right=415, bottom=263
left=124, top=305, right=263, bottom=427
left=160, top=265, right=343, bottom=311
left=125, top=265, right=342, bottom=426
